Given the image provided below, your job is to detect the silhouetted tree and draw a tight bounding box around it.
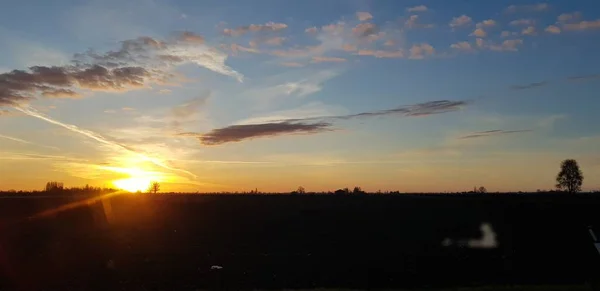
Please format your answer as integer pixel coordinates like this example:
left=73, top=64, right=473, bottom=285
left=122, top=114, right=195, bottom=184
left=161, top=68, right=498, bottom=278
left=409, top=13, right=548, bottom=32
left=478, top=186, right=487, bottom=194
left=353, top=186, right=365, bottom=194
left=148, top=181, right=161, bottom=194
left=45, top=181, right=64, bottom=192
left=335, top=188, right=350, bottom=195
left=556, top=159, right=583, bottom=193
left=297, top=186, right=306, bottom=194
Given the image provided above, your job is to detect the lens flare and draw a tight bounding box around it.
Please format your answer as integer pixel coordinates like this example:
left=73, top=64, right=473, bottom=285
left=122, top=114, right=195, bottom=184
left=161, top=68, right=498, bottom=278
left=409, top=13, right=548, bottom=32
left=113, top=177, right=153, bottom=193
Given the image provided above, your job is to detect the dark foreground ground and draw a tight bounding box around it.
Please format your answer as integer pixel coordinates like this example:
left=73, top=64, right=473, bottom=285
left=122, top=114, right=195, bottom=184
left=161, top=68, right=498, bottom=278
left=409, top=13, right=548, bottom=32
left=1, top=193, right=600, bottom=290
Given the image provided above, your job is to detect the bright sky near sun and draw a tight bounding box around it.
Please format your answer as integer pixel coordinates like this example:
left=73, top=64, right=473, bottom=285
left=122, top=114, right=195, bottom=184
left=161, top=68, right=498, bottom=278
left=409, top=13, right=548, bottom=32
left=1, top=0, right=599, bottom=193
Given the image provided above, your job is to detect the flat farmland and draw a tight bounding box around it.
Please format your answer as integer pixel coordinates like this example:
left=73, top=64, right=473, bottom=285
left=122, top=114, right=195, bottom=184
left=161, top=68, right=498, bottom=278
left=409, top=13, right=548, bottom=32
left=1, top=194, right=599, bottom=290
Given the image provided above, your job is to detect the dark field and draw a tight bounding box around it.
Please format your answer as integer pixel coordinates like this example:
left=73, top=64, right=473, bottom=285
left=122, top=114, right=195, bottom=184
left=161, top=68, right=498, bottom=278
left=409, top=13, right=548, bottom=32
left=1, top=193, right=600, bottom=290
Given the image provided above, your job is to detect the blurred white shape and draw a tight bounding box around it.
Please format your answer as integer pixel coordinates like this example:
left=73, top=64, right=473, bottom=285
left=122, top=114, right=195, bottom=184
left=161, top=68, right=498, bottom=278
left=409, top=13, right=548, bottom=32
left=211, top=265, right=223, bottom=270
left=441, top=222, right=498, bottom=249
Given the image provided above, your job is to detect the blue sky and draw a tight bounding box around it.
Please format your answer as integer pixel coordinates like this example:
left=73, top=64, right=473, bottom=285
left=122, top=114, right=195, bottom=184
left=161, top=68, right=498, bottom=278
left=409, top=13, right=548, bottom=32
left=1, top=0, right=599, bottom=192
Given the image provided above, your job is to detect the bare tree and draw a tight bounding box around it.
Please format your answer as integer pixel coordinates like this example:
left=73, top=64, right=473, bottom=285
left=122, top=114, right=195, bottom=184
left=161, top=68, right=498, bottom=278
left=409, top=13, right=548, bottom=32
left=148, top=181, right=161, bottom=194
left=556, top=159, right=583, bottom=193
left=478, top=186, right=487, bottom=193
left=297, top=186, right=306, bottom=194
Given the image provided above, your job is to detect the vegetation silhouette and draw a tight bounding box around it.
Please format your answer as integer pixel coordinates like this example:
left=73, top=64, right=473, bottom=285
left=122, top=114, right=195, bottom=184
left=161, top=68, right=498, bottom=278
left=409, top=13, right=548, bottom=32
left=556, top=159, right=584, bottom=193
left=148, top=181, right=161, bottom=194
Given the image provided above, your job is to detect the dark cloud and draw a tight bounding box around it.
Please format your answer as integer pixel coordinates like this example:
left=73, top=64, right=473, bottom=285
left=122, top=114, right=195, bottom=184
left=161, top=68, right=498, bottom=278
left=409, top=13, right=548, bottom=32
left=567, top=74, right=600, bottom=81
left=183, top=121, right=333, bottom=145
left=1, top=31, right=243, bottom=106
left=510, top=81, right=548, bottom=90
left=182, top=100, right=468, bottom=146
left=458, top=129, right=531, bottom=139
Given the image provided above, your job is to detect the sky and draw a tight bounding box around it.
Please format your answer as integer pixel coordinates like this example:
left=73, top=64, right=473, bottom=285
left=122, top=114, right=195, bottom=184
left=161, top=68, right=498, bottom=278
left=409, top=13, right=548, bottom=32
left=1, top=0, right=599, bottom=193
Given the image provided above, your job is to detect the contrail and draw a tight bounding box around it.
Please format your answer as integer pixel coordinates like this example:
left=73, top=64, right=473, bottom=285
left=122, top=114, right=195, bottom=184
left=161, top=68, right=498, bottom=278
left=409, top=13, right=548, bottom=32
left=0, top=133, right=60, bottom=150
left=14, top=106, right=197, bottom=179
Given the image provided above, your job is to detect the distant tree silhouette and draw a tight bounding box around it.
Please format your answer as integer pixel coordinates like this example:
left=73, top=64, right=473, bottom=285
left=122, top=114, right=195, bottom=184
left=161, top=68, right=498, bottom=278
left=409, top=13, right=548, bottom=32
left=353, top=186, right=365, bottom=194
left=45, top=181, right=64, bottom=192
left=335, top=188, right=350, bottom=195
left=556, top=159, right=583, bottom=193
left=297, top=186, right=306, bottom=194
left=148, top=181, right=161, bottom=194
left=478, top=186, right=487, bottom=194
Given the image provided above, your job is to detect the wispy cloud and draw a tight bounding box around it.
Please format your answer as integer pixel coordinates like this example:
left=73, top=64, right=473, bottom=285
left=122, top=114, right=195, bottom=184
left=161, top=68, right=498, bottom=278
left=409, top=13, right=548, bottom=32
left=407, top=5, right=428, bottom=12
left=450, top=41, right=474, bottom=52
left=563, top=19, right=600, bottom=31
left=521, top=26, right=537, bottom=35
left=182, top=100, right=468, bottom=145
left=311, top=56, right=347, bottom=63
left=510, top=81, right=548, bottom=90
left=510, top=19, right=535, bottom=26
left=1, top=32, right=243, bottom=105
left=222, top=22, right=288, bottom=36
left=13, top=106, right=197, bottom=179
left=357, top=49, right=404, bottom=58
left=567, top=74, right=600, bottom=81
left=0, top=133, right=59, bottom=150
left=280, top=62, right=305, bottom=67
left=458, top=129, right=532, bottom=139
left=505, top=3, right=549, bottom=13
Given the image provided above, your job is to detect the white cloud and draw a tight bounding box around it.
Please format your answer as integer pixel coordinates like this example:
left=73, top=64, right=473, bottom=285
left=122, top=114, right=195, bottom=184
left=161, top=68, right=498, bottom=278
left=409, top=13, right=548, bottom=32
left=407, top=5, right=428, bottom=12
left=450, top=41, right=473, bottom=52
left=471, top=28, right=487, bottom=37
left=545, top=25, right=561, bottom=34
left=522, top=26, right=537, bottom=35
left=409, top=43, right=435, bottom=59
left=450, top=15, right=472, bottom=28
left=476, top=19, right=496, bottom=28
left=356, top=12, right=373, bottom=21
left=510, top=19, right=535, bottom=26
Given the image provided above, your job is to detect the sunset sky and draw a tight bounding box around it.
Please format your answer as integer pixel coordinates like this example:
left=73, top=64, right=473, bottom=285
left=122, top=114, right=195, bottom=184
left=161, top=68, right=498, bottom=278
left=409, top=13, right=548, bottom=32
left=1, top=0, right=599, bottom=193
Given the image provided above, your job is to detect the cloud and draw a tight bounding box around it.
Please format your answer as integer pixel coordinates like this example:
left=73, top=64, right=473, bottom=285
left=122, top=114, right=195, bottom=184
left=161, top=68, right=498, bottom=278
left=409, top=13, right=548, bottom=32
left=342, top=44, right=358, bottom=51
left=184, top=121, right=333, bottom=145
left=450, top=15, right=472, bottom=28
left=41, top=88, right=82, bottom=98
left=557, top=12, right=582, bottom=23
left=157, top=89, right=172, bottom=94
left=450, top=41, right=474, bottom=52
left=567, top=74, right=600, bottom=81
left=510, top=19, right=535, bottom=26
left=183, top=100, right=468, bottom=145
left=223, top=22, right=288, bottom=36
left=409, top=43, right=435, bottom=59
left=405, top=15, right=435, bottom=29
left=357, top=50, right=404, bottom=58
left=505, top=3, right=549, bottom=13
left=305, top=27, right=318, bottom=34
left=488, top=39, right=524, bottom=52
left=545, top=25, right=561, bottom=34
left=171, top=94, right=209, bottom=119
left=471, top=28, right=487, bottom=37
left=177, top=31, right=204, bottom=44
left=407, top=5, right=428, bottom=12
left=501, top=31, right=517, bottom=37
left=14, top=106, right=197, bottom=179
left=352, top=23, right=379, bottom=38
left=1, top=32, right=243, bottom=105
left=280, top=62, right=305, bottom=67
left=458, top=129, right=532, bottom=139
left=311, top=56, right=347, bottom=63
left=264, top=37, right=286, bottom=46
left=563, top=19, right=600, bottom=31
left=476, top=19, right=496, bottom=28
left=510, top=81, right=547, bottom=90
left=356, top=12, right=373, bottom=21
left=522, top=26, right=537, bottom=35
left=229, top=43, right=260, bottom=54
left=0, top=133, right=59, bottom=150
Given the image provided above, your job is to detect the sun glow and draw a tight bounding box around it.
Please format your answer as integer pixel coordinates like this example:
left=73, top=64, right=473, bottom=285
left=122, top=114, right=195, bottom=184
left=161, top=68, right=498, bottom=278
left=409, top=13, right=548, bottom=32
left=113, top=177, right=153, bottom=193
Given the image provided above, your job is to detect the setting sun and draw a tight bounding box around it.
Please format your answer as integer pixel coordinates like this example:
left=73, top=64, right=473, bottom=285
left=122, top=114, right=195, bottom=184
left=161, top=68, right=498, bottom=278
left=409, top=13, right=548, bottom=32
left=113, top=177, right=153, bottom=193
